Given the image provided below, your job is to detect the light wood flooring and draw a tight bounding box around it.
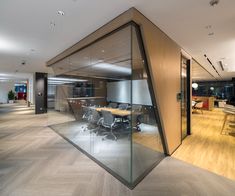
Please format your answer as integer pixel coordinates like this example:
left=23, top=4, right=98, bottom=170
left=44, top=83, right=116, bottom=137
left=173, top=108, right=235, bottom=181
left=133, top=133, right=162, bottom=152
left=1, top=104, right=235, bottom=196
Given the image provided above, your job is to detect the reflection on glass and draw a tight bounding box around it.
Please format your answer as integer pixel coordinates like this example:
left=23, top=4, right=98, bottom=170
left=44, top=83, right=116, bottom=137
left=181, top=58, right=188, bottom=139
left=192, top=81, right=235, bottom=100
left=48, top=24, right=165, bottom=187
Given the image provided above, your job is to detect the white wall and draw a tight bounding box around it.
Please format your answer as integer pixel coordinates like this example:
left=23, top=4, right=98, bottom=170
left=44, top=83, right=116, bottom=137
left=107, top=80, right=152, bottom=105
left=0, top=81, right=15, bottom=104
left=55, top=85, right=73, bottom=111
left=27, top=74, right=34, bottom=104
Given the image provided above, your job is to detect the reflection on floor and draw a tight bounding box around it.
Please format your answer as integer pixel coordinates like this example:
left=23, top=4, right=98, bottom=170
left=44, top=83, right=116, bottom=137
left=133, top=124, right=162, bottom=152
left=1, top=104, right=235, bottom=196
left=173, top=108, right=235, bottom=181
left=50, top=120, right=164, bottom=183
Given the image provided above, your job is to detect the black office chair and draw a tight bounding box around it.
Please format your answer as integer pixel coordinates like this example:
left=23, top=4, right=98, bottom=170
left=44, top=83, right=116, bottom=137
left=127, top=105, right=143, bottom=131
left=132, top=105, right=142, bottom=112
left=100, top=110, right=119, bottom=140
left=118, top=103, right=129, bottom=110
left=108, top=102, right=118, bottom=108
left=87, top=109, right=102, bottom=134
left=81, top=106, right=92, bottom=131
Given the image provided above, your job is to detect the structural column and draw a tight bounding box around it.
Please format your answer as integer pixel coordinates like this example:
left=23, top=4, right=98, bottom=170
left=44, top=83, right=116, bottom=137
left=35, top=72, right=48, bottom=114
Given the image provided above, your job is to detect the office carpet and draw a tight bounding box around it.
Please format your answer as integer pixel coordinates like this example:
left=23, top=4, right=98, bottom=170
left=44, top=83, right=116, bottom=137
left=1, top=104, right=235, bottom=196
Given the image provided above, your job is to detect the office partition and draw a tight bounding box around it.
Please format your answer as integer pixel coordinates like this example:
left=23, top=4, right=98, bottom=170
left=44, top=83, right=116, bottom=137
left=49, top=23, right=165, bottom=188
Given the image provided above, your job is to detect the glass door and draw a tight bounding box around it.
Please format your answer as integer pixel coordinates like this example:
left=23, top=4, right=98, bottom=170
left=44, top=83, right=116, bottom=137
left=181, top=57, right=189, bottom=139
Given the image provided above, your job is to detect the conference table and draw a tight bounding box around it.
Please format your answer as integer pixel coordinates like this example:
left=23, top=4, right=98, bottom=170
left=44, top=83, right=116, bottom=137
left=95, top=107, right=131, bottom=117
left=86, top=106, right=143, bottom=131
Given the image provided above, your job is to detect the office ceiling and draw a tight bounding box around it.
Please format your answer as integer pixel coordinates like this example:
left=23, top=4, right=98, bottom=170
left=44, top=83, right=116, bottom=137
left=52, top=24, right=144, bottom=80
left=0, top=72, right=33, bottom=83
left=192, top=60, right=215, bottom=81
left=0, top=0, right=235, bottom=80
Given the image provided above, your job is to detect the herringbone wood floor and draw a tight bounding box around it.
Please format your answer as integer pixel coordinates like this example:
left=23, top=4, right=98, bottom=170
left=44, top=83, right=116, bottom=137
left=1, top=104, right=235, bottom=196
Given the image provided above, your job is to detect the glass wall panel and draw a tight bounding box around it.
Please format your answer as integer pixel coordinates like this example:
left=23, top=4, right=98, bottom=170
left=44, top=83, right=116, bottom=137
left=49, top=23, right=165, bottom=187
left=131, top=25, right=165, bottom=184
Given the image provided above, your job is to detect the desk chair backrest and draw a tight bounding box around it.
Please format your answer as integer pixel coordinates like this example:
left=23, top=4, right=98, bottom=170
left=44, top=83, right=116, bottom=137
left=132, top=105, right=142, bottom=112
left=101, top=110, right=115, bottom=127
left=82, top=106, right=92, bottom=119
left=89, top=109, right=101, bottom=124
left=118, top=103, right=129, bottom=110
left=108, top=102, right=118, bottom=108
left=195, top=102, right=203, bottom=108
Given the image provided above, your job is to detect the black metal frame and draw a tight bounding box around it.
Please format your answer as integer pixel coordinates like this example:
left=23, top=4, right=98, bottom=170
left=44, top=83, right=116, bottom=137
left=132, top=23, right=167, bottom=154
left=186, top=59, right=191, bottom=135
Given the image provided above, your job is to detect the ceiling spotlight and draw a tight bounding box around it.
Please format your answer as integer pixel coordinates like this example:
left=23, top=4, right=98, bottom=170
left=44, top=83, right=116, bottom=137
left=57, top=10, right=65, bottom=16
left=210, top=0, right=219, bottom=7
left=21, top=60, right=26, bottom=65
left=192, top=83, right=199, bottom=89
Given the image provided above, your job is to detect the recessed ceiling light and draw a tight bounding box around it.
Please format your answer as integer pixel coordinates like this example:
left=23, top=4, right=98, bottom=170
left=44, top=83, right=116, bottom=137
left=101, top=50, right=105, bottom=53
left=21, top=60, right=26, bottom=66
left=57, top=10, right=65, bottom=16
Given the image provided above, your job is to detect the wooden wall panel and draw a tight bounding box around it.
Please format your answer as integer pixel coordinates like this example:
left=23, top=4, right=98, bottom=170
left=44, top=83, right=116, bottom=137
left=132, top=10, right=181, bottom=154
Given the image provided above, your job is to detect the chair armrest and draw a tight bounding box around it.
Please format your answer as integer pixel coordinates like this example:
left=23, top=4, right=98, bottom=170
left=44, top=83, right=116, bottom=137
left=97, top=117, right=104, bottom=125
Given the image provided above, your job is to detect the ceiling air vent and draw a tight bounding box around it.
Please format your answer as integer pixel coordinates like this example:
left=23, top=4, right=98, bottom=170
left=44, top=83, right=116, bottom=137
left=204, top=54, right=221, bottom=77
left=219, top=61, right=224, bottom=71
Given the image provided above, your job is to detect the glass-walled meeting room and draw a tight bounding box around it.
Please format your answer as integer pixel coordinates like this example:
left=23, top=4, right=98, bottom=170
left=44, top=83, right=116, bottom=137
left=48, top=23, right=165, bottom=187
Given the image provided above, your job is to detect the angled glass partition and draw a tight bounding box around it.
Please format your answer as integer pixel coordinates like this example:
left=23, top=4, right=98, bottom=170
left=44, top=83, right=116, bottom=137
left=49, top=23, right=165, bottom=188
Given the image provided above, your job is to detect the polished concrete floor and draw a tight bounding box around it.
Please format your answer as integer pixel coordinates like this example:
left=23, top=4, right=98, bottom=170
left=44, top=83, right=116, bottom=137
left=1, top=104, right=235, bottom=196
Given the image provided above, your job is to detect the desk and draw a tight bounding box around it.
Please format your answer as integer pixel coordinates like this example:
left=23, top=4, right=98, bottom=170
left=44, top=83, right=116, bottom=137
left=192, top=96, right=215, bottom=111
left=67, top=97, right=106, bottom=120
left=95, top=107, right=131, bottom=117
